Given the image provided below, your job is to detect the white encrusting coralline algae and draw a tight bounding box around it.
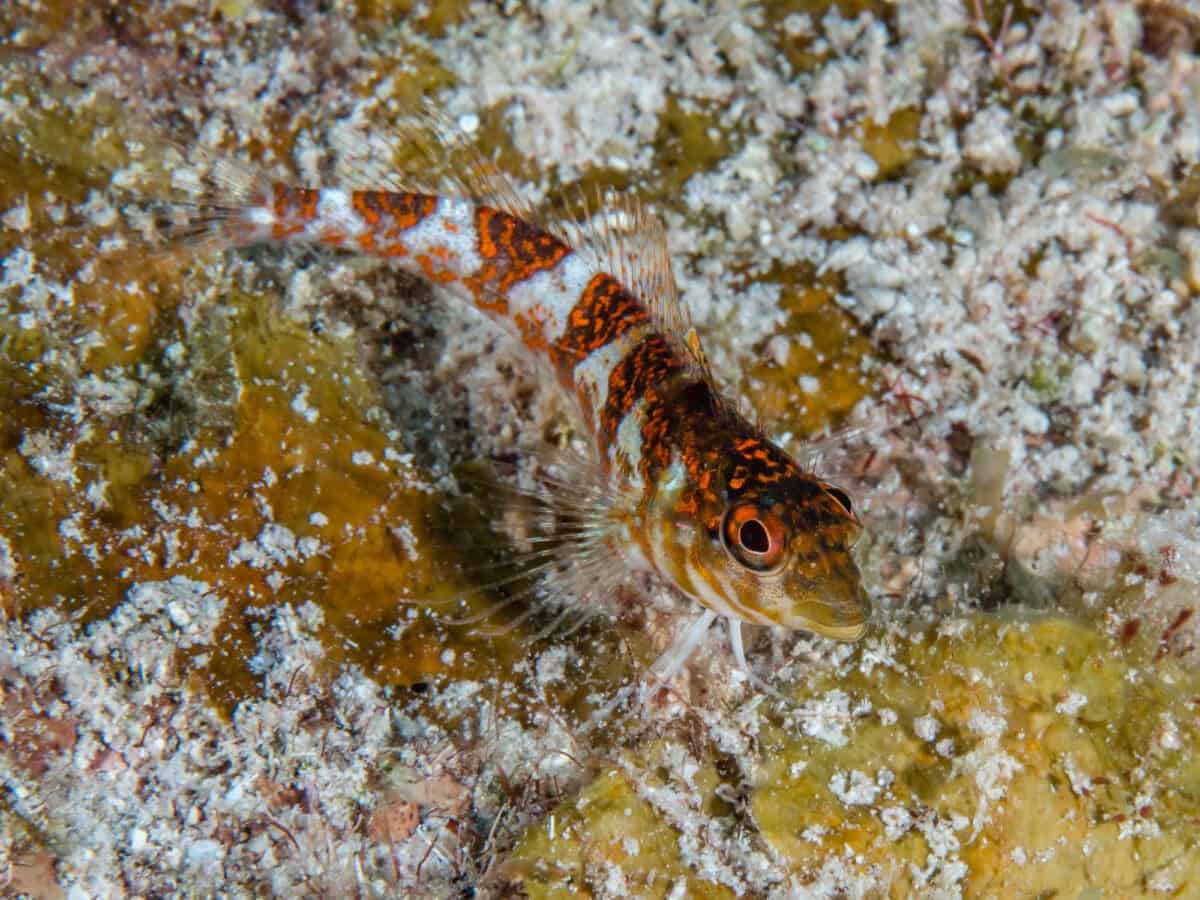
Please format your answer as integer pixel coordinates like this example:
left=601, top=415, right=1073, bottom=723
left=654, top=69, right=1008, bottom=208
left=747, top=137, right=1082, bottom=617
left=1, top=1, right=1199, bottom=895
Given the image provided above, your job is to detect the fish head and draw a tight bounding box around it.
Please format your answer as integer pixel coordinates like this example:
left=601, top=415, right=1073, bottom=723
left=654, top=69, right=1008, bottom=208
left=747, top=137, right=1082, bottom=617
left=658, top=431, right=869, bottom=641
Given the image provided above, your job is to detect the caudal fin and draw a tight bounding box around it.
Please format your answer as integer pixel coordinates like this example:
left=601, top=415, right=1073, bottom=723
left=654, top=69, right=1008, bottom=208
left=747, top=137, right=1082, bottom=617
left=142, top=152, right=275, bottom=253
left=0, top=66, right=276, bottom=259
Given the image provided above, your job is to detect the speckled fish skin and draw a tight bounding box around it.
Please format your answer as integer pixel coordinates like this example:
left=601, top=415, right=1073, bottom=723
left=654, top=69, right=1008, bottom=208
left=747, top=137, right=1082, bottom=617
left=236, top=184, right=869, bottom=641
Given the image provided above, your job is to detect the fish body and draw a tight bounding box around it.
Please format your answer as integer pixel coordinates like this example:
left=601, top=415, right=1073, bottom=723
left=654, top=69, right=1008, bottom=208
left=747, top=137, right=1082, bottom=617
left=212, top=174, right=869, bottom=648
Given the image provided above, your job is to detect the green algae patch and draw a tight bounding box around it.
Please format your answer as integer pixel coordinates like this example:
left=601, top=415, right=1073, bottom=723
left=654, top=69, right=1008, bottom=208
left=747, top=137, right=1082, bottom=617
left=505, top=765, right=736, bottom=899
left=753, top=614, right=1200, bottom=895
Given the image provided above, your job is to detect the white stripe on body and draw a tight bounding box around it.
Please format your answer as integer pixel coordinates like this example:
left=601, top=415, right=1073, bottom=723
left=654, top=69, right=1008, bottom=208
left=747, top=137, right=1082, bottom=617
left=308, top=189, right=366, bottom=241
left=685, top=560, right=739, bottom=619
left=504, top=250, right=596, bottom=336
left=613, top=396, right=647, bottom=491
left=687, top=559, right=775, bottom=624
left=571, top=324, right=651, bottom=427
left=394, top=197, right=484, bottom=277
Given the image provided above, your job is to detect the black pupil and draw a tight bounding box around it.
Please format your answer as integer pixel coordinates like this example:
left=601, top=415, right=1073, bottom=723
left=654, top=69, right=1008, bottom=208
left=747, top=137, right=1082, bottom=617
left=739, top=519, right=770, bottom=554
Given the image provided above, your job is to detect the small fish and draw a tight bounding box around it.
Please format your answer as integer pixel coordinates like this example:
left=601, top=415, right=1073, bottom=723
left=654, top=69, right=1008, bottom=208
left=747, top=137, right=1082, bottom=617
left=168, top=120, right=869, bottom=689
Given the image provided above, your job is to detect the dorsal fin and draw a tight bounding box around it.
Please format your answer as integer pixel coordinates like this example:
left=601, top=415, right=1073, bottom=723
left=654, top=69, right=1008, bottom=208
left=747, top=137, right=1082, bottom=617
left=551, top=192, right=682, bottom=330
left=328, top=107, right=541, bottom=224
left=328, top=107, right=720, bottom=387
left=547, top=191, right=718, bottom=386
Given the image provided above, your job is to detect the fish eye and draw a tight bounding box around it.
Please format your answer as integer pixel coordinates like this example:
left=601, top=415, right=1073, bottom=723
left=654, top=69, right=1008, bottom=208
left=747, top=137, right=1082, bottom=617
left=722, top=503, right=788, bottom=573
left=739, top=518, right=770, bottom=553
left=827, top=487, right=853, bottom=515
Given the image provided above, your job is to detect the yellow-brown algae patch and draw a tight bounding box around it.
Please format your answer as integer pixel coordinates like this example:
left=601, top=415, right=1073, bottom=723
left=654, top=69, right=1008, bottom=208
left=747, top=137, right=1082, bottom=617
left=507, top=614, right=1197, bottom=897
left=351, top=0, right=473, bottom=37
left=651, top=97, right=734, bottom=202
left=0, top=156, right=170, bottom=377
left=765, top=0, right=897, bottom=75
left=0, top=275, right=510, bottom=706
left=752, top=615, right=1200, bottom=895
left=127, top=294, right=514, bottom=705
left=742, top=271, right=873, bottom=439
left=0, top=77, right=135, bottom=190
left=858, top=106, right=923, bottom=181
left=505, top=766, right=737, bottom=900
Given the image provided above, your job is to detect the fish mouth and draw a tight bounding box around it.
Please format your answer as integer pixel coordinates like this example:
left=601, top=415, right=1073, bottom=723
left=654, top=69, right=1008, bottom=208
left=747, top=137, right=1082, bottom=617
left=789, top=582, right=870, bottom=641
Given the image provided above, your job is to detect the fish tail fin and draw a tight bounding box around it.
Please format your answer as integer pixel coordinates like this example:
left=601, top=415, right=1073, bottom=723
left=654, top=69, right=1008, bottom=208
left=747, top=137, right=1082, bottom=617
left=0, top=67, right=480, bottom=263
left=96, top=135, right=284, bottom=261
left=0, top=73, right=279, bottom=265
